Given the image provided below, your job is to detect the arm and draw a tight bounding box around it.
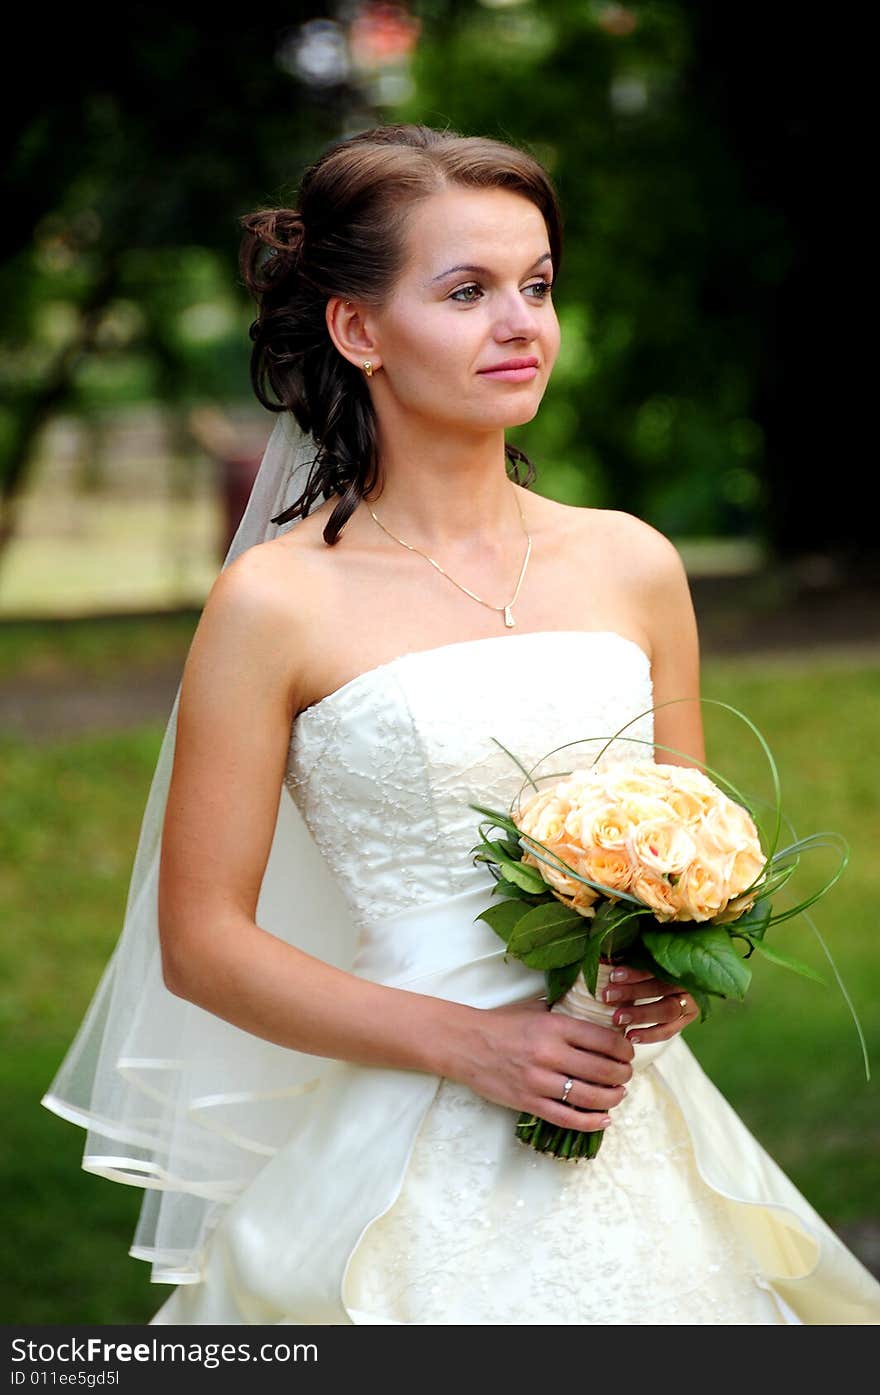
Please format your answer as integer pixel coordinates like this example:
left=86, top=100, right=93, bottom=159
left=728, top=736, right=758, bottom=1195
left=158, top=545, right=632, bottom=1127
left=158, top=544, right=466, bottom=1076
left=636, top=519, right=706, bottom=770
left=599, top=515, right=706, bottom=1037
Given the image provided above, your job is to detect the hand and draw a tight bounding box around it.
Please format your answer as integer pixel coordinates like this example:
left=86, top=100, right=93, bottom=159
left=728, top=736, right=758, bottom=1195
left=601, top=966, right=699, bottom=1043
left=457, top=995, right=634, bottom=1134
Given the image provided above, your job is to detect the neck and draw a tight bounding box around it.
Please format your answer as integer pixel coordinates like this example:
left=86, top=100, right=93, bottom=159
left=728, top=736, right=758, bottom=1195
left=360, top=422, right=523, bottom=552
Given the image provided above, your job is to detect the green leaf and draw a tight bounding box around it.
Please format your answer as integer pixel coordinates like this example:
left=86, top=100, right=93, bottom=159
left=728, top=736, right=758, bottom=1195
left=474, top=899, right=532, bottom=946
left=490, top=879, right=548, bottom=904
left=497, top=859, right=548, bottom=894
left=468, top=802, right=520, bottom=834
left=546, top=959, right=581, bottom=1004
left=508, top=901, right=586, bottom=957
left=520, top=930, right=589, bottom=970
left=751, top=939, right=829, bottom=986
left=643, top=927, right=752, bottom=1000
left=504, top=898, right=588, bottom=965
left=581, top=934, right=604, bottom=996
left=719, top=898, right=773, bottom=940
left=688, top=986, right=713, bottom=1023
left=473, top=837, right=547, bottom=894
left=590, top=899, right=651, bottom=956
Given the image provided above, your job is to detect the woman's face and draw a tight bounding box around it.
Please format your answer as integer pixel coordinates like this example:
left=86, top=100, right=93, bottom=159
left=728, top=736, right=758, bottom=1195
left=364, top=185, right=561, bottom=434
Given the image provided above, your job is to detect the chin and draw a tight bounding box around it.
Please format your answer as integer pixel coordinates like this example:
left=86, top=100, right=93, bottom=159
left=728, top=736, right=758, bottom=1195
left=504, top=399, right=544, bottom=428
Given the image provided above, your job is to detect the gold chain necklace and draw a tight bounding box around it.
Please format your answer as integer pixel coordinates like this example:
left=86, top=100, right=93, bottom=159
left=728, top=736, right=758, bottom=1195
left=367, top=486, right=532, bottom=628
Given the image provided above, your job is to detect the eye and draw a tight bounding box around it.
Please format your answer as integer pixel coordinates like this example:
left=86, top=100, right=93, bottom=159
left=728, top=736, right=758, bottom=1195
left=449, top=283, right=483, bottom=303
left=525, top=279, right=554, bottom=300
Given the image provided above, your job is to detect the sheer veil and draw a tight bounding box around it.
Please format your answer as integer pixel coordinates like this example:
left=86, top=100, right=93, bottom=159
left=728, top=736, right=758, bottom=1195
left=41, top=412, right=361, bottom=1285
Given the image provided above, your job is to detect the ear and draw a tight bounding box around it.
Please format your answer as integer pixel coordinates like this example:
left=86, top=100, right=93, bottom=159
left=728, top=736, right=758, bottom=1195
left=325, top=297, right=381, bottom=373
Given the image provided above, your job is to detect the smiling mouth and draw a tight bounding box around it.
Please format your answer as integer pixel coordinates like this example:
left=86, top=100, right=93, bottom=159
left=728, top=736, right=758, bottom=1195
left=478, top=361, right=540, bottom=381
left=478, top=358, right=540, bottom=373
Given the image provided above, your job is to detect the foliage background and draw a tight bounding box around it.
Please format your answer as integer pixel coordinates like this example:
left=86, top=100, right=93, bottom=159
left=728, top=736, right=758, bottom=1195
left=2, top=1, right=877, bottom=1323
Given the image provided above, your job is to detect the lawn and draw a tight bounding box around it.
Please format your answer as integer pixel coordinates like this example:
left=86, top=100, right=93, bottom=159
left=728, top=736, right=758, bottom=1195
left=1, top=623, right=877, bottom=1322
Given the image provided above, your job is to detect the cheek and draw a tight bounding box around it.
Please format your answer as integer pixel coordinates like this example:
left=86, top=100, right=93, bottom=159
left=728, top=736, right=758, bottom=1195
left=543, top=312, right=562, bottom=363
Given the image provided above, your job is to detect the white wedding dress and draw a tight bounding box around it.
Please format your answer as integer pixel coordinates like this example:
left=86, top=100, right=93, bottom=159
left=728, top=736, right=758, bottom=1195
left=146, top=629, right=880, bottom=1326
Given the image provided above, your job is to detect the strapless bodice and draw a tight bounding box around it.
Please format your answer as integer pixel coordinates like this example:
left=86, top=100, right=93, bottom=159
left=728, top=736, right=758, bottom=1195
left=283, top=630, right=654, bottom=931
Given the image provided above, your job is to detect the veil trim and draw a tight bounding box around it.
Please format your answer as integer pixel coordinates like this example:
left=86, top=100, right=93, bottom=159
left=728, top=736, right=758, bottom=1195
left=41, top=412, right=362, bottom=1283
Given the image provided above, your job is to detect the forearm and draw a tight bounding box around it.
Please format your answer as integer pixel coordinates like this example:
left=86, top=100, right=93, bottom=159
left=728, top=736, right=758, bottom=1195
left=163, top=913, right=483, bottom=1079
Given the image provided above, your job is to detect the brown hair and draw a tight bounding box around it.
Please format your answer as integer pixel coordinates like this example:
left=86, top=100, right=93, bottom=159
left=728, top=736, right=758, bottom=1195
left=239, top=123, right=563, bottom=544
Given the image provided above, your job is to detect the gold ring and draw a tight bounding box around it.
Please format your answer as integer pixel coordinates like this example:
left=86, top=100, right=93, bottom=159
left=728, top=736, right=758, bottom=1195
left=678, top=995, right=688, bottom=1017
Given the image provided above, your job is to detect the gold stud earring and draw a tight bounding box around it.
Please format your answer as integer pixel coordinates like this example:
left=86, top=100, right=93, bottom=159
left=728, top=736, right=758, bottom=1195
left=362, top=360, right=374, bottom=377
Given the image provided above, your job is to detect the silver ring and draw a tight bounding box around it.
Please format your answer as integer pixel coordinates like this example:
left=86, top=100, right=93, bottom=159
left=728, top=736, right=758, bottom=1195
left=560, top=1077, right=574, bottom=1104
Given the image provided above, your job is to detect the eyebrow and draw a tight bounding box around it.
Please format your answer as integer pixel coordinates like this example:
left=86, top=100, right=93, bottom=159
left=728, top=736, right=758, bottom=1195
left=428, top=252, right=553, bottom=284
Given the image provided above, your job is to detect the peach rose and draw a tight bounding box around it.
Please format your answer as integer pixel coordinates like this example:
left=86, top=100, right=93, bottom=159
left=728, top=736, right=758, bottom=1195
left=628, top=819, right=697, bottom=877
left=674, top=859, right=732, bottom=922
left=630, top=868, right=680, bottom=921
left=729, top=844, right=767, bottom=898
left=570, top=801, right=635, bottom=851
left=583, top=846, right=634, bottom=895
left=515, top=790, right=571, bottom=847
left=599, top=760, right=671, bottom=804
left=523, top=842, right=600, bottom=912
left=700, top=798, right=762, bottom=854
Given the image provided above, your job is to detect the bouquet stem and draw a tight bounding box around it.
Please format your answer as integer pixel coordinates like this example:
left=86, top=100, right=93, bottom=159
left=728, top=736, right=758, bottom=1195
left=515, top=960, right=639, bottom=1163
left=516, top=1113, right=604, bottom=1159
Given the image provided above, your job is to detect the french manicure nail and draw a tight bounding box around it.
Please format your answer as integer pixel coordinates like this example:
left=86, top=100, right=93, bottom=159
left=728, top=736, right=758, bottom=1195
left=610, top=969, right=627, bottom=982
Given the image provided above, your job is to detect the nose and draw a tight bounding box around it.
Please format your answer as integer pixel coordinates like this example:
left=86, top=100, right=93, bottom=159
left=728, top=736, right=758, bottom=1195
left=492, top=286, right=541, bottom=342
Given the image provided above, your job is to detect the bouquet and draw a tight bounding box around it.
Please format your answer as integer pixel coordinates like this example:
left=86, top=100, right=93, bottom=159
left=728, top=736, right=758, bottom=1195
left=469, top=702, right=861, bottom=1162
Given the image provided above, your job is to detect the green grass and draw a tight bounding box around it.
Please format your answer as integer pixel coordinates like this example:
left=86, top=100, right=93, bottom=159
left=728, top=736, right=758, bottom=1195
left=1, top=633, right=878, bottom=1322
left=0, top=612, right=198, bottom=682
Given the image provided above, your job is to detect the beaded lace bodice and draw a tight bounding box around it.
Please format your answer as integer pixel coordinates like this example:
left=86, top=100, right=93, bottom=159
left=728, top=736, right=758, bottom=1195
left=283, top=630, right=655, bottom=932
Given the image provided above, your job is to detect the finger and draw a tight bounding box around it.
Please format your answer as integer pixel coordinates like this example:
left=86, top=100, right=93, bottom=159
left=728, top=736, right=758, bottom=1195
left=602, top=977, right=685, bottom=1006
left=522, top=1095, right=612, bottom=1134
left=557, top=1017, right=635, bottom=1065
left=610, top=996, right=685, bottom=1030
left=538, top=1071, right=626, bottom=1114
left=559, top=1047, right=632, bottom=1088
left=603, top=965, right=656, bottom=984
left=624, top=1021, right=684, bottom=1044
left=625, top=995, right=697, bottom=1044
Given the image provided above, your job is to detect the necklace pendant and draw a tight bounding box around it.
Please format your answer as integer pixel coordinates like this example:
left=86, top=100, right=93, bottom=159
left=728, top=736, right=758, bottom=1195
left=503, top=605, right=515, bottom=628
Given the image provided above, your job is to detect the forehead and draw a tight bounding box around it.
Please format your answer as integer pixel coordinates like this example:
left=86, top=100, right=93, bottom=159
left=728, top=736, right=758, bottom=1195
left=401, top=186, right=550, bottom=272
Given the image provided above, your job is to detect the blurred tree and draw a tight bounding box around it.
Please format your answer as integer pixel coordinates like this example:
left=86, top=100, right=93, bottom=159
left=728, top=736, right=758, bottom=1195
left=0, top=3, right=365, bottom=555
left=401, top=0, right=869, bottom=571
left=1, top=2, right=870, bottom=576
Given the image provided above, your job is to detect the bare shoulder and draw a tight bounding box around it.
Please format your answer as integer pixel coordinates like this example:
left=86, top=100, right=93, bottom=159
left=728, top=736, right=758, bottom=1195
left=187, top=533, right=326, bottom=717
left=204, top=536, right=307, bottom=634
left=578, top=506, right=687, bottom=579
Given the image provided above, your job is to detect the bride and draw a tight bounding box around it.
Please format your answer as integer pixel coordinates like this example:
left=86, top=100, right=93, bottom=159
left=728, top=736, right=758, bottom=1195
left=44, top=123, right=880, bottom=1325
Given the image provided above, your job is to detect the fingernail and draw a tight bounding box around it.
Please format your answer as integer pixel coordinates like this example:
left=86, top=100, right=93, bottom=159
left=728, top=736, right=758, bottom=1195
left=615, top=1011, right=632, bottom=1025
left=603, top=988, right=620, bottom=1002
left=610, top=969, right=628, bottom=982
left=628, top=1033, right=641, bottom=1043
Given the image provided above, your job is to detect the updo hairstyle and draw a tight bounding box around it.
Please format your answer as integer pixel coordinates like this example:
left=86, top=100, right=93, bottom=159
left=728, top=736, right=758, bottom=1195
left=239, top=123, right=563, bottom=544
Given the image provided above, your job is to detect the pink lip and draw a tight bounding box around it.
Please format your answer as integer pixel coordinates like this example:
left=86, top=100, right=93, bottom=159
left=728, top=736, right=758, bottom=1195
left=478, top=357, right=540, bottom=382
